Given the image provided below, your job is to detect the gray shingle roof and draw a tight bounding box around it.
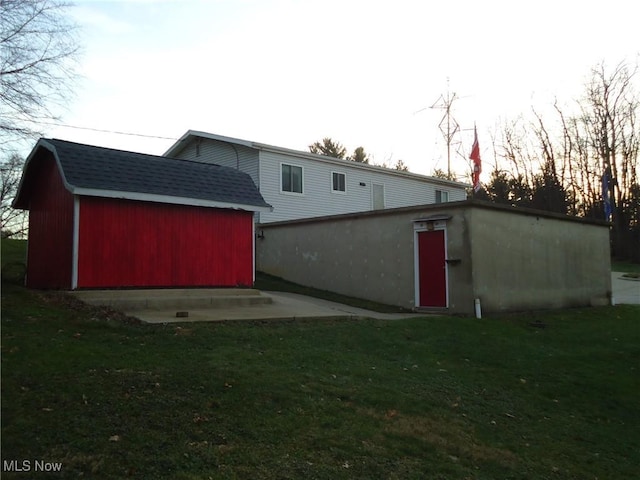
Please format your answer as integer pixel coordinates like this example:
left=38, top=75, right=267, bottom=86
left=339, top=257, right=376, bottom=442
left=14, top=138, right=272, bottom=211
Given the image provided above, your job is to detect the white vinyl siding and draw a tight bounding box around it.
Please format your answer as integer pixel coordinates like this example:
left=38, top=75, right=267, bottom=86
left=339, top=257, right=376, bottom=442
left=258, top=151, right=467, bottom=223
left=167, top=134, right=468, bottom=224
left=172, top=139, right=260, bottom=188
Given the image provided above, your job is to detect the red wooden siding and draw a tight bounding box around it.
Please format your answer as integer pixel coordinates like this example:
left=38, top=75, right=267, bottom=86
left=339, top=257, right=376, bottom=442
left=25, top=156, right=75, bottom=289
left=77, top=197, right=254, bottom=288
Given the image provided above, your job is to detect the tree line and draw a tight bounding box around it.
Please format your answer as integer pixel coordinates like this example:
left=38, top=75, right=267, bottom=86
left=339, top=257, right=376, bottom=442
left=308, top=137, right=409, bottom=171
left=474, top=61, right=639, bottom=261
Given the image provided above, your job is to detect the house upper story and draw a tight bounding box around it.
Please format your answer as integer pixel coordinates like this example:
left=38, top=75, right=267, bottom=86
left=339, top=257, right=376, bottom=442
left=164, top=130, right=469, bottom=223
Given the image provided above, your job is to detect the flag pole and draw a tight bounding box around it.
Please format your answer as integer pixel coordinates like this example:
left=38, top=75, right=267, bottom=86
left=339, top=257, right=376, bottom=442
left=469, top=124, right=482, bottom=195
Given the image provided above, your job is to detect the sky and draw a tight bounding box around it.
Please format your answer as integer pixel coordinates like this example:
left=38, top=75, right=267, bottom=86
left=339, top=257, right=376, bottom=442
left=42, top=0, right=639, bottom=182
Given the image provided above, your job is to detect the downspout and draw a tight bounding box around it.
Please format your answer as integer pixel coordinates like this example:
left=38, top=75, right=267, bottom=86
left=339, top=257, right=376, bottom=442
left=229, top=143, right=240, bottom=170
left=252, top=219, right=256, bottom=284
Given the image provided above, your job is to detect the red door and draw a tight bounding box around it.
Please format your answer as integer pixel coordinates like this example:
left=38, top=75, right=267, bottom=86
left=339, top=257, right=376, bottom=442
left=418, top=230, right=447, bottom=307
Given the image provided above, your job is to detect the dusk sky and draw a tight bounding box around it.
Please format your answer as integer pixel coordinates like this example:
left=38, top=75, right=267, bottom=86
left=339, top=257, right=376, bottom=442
left=43, top=0, right=639, bottom=182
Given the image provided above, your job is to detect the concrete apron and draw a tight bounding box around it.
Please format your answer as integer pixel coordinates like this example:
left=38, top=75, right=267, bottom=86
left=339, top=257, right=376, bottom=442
left=70, top=288, right=271, bottom=311
left=70, top=273, right=637, bottom=324
left=611, top=272, right=640, bottom=305
left=69, top=289, right=423, bottom=323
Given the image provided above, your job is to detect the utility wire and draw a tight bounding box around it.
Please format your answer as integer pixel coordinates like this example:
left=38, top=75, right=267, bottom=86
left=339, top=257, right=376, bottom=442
left=36, top=121, right=178, bottom=141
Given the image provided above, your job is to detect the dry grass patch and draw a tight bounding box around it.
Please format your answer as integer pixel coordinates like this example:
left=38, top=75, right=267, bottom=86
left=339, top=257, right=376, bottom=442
left=376, top=409, right=519, bottom=467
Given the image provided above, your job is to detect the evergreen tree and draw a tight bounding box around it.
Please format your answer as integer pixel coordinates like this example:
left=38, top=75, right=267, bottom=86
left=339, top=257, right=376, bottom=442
left=349, top=146, right=370, bottom=164
left=309, top=138, right=347, bottom=159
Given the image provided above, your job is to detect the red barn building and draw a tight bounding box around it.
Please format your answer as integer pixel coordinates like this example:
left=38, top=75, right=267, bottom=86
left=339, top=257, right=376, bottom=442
left=13, top=139, right=272, bottom=289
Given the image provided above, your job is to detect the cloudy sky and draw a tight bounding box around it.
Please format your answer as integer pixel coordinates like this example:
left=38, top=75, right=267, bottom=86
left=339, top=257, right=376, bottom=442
left=44, top=0, right=639, bottom=180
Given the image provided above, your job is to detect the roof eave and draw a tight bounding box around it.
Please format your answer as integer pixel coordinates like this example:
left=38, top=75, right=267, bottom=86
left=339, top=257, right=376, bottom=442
left=12, top=139, right=73, bottom=210
left=72, top=188, right=273, bottom=213
left=260, top=147, right=471, bottom=188
left=164, top=130, right=256, bottom=157
left=166, top=130, right=470, bottom=189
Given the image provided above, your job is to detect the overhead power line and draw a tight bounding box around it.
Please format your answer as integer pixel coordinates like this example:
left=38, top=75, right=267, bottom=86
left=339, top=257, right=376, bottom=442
left=35, top=121, right=178, bottom=141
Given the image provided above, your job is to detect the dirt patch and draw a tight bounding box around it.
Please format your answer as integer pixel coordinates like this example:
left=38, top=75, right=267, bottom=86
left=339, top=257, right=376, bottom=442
left=37, top=290, right=142, bottom=325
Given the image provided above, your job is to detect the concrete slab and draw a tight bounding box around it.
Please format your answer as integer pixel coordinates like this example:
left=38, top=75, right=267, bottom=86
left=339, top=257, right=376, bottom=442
left=612, top=272, right=640, bottom=305
left=68, top=272, right=637, bottom=325
left=69, top=288, right=272, bottom=311
left=124, top=291, right=424, bottom=324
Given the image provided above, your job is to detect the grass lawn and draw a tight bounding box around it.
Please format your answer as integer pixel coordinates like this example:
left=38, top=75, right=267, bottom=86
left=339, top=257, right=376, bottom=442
left=2, top=239, right=639, bottom=478
left=611, top=260, right=640, bottom=274
left=1, top=288, right=639, bottom=479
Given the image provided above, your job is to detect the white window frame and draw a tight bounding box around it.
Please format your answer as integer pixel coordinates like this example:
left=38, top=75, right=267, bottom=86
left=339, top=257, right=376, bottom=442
left=280, top=162, right=304, bottom=195
left=331, top=171, right=347, bottom=194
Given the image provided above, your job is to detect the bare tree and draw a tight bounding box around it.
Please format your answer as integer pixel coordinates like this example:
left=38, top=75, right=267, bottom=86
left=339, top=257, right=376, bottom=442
left=553, top=101, right=580, bottom=215
left=1, top=153, right=27, bottom=237
left=1, top=0, right=79, bottom=237
left=1, top=0, right=80, bottom=149
left=581, top=61, right=639, bottom=257
left=529, top=108, right=569, bottom=214
left=490, top=60, right=639, bottom=259
left=498, top=117, right=537, bottom=187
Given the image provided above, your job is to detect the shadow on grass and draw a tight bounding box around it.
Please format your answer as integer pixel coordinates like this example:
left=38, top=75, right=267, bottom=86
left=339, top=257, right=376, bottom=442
left=254, top=271, right=411, bottom=314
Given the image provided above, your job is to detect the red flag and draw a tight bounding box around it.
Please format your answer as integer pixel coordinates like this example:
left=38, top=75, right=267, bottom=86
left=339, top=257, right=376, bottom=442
left=470, top=126, right=482, bottom=192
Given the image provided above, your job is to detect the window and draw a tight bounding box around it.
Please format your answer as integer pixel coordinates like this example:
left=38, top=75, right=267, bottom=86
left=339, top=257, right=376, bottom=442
left=332, top=172, right=346, bottom=193
left=435, top=190, right=449, bottom=204
left=281, top=163, right=303, bottom=193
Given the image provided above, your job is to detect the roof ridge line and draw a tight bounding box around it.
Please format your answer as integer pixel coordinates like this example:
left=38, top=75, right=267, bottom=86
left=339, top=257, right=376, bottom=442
left=45, top=137, right=232, bottom=169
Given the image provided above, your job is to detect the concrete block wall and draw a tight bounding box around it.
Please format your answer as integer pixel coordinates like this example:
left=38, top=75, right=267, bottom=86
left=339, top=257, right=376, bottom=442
left=256, top=208, right=419, bottom=309
left=256, top=201, right=612, bottom=315
left=468, top=206, right=612, bottom=312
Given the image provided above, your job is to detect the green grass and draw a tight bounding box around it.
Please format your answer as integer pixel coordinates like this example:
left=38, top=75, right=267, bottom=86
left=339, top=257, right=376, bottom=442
left=0, top=238, right=26, bottom=263
left=2, top=238, right=639, bottom=478
left=1, top=239, right=27, bottom=283
left=611, top=260, right=640, bottom=273
left=2, top=281, right=639, bottom=479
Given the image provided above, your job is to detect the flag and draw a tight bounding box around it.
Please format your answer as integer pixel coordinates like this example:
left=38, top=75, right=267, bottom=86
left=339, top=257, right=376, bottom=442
left=602, top=172, right=612, bottom=221
left=470, top=126, right=482, bottom=192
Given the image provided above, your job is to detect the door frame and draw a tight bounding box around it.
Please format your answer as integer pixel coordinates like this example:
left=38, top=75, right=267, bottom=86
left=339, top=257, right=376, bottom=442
left=413, top=218, right=449, bottom=308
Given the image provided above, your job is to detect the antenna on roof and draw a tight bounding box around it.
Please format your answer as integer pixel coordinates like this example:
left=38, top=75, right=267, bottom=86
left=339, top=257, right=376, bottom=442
left=430, top=78, right=460, bottom=179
